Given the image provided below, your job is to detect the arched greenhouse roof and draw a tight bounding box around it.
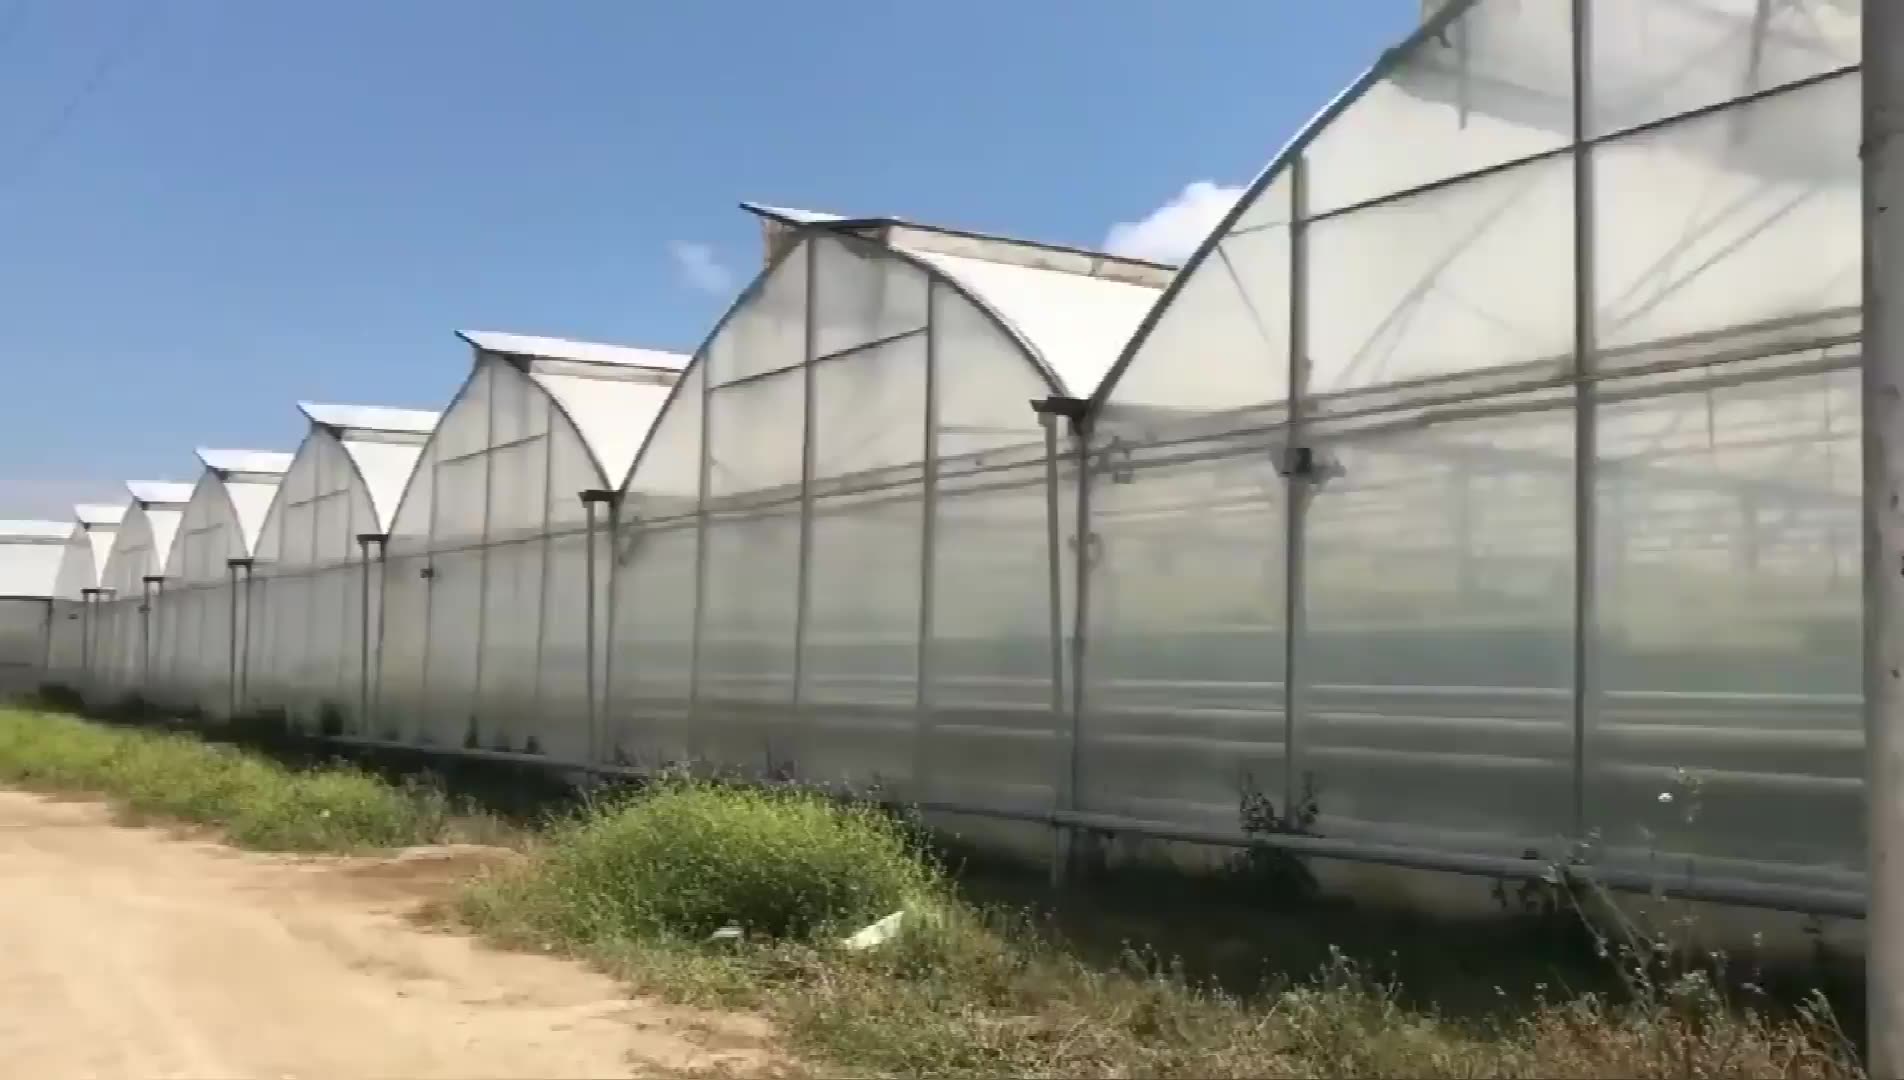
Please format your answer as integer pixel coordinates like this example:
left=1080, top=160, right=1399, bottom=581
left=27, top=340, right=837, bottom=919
left=53, top=504, right=124, bottom=599
left=0, top=520, right=72, bottom=600
left=454, top=329, right=689, bottom=488
left=743, top=202, right=1170, bottom=401
left=1090, top=0, right=1860, bottom=422
left=293, top=400, right=440, bottom=533
left=99, top=481, right=194, bottom=591
left=187, top=447, right=295, bottom=558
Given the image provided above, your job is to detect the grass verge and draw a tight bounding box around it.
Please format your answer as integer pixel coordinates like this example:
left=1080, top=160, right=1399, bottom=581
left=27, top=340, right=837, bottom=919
left=0, top=706, right=1868, bottom=1077
left=0, top=706, right=459, bottom=850
left=461, top=782, right=1864, bottom=1078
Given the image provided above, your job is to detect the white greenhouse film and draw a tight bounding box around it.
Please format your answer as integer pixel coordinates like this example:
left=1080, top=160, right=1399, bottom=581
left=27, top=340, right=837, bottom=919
left=1081, top=0, right=1866, bottom=904
left=374, top=344, right=680, bottom=762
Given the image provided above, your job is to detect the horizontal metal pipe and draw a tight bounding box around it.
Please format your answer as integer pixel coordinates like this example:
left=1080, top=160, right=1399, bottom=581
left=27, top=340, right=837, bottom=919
left=311, top=727, right=1864, bottom=919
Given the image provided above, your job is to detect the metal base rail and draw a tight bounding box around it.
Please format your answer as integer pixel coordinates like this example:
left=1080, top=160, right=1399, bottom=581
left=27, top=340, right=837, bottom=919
left=322, top=730, right=1865, bottom=919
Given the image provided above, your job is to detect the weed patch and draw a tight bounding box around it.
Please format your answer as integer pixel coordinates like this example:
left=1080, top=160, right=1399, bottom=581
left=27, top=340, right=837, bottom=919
left=0, top=707, right=453, bottom=851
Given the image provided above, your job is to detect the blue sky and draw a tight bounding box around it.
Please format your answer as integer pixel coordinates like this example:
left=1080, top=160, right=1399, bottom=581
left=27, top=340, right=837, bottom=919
left=0, top=0, right=1414, bottom=518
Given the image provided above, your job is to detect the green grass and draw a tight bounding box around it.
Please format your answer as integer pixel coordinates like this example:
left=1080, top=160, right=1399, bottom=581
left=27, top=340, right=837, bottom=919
left=460, top=782, right=1864, bottom=1079
left=0, top=706, right=456, bottom=850
left=0, top=706, right=1867, bottom=1077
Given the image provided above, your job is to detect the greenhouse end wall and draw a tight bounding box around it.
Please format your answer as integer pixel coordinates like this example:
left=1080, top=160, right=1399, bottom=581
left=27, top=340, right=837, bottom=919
left=605, top=230, right=1072, bottom=816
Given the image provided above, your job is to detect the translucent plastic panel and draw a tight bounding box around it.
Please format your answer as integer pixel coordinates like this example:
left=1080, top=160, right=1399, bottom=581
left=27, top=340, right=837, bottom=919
left=930, top=282, right=1053, bottom=456
left=432, top=454, right=489, bottom=542
left=420, top=549, right=482, bottom=749
left=388, top=451, right=434, bottom=549
left=1226, top=165, right=1293, bottom=236
left=545, top=422, right=601, bottom=530
left=433, top=363, right=493, bottom=461
left=485, top=437, right=549, bottom=541
left=605, top=518, right=698, bottom=768
left=918, top=458, right=1064, bottom=809
left=478, top=537, right=544, bottom=749
left=1307, top=154, right=1574, bottom=398
left=624, top=365, right=703, bottom=514
left=489, top=362, right=550, bottom=448
left=1592, top=75, right=1858, bottom=365
left=1103, top=176, right=1291, bottom=417
left=1302, top=405, right=1575, bottom=856
left=535, top=530, right=592, bottom=763
left=1590, top=0, right=1859, bottom=136
left=1303, top=0, right=1571, bottom=217
left=813, top=334, right=927, bottom=480
left=1078, top=431, right=1287, bottom=832
left=708, top=371, right=804, bottom=499
left=811, top=234, right=929, bottom=360
left=803, top=489, right=921, bottom=705
left=710, top=247, right=808, bottom=387
left=698, top=508, right=799, bottom=704
left=1593, top=369, right=1860, bottom=885
left=375, top=553, right=429, bottom=741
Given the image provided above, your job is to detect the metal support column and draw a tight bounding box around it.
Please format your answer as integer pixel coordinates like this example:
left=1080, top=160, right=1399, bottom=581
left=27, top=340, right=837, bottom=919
left=356, top=533, right=382, bottom=733
left=581, top=489, right=616, bottom=766
left=911, top=289, right=941, bottom=797
left=789, top=239, right=820, bottom=771
left=1568, top=0, right=1597, bottom=849
left=140, top=575, right=162, bottom=698
left=225, top=560, right=243, bottom=719
left=1033, top=395, right=1089, bottom=883
left=1864, top=0, right=1904, bottom=1069
left=1284, top=154, right=1311, bottom=815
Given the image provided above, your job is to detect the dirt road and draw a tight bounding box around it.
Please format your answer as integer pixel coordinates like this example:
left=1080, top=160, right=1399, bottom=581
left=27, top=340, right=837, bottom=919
left=0, top=789, right=780, bottom=1079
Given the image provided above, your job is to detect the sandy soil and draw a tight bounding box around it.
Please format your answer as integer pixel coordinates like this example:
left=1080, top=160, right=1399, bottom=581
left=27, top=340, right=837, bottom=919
left=0, top=789, right=783, bottom=1080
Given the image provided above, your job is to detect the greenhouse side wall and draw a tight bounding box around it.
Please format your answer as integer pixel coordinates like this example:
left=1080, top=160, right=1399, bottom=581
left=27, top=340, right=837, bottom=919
left=1077, top=0, right=1861, bottom=907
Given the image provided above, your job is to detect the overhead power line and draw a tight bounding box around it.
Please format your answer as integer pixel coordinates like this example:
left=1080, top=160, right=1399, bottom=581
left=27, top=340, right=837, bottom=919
left=0, top=0, right=165, bottom=192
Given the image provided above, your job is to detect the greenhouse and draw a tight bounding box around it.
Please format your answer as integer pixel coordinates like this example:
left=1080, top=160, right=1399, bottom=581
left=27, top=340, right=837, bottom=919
left=603, top=204, right=1166, bottom=809
left=45, top=503, right=125, bottom=689
left=144, top=449, right=294, bottom=718
left=373, top=331, right=688, bottom=760
left=0, top=520, right=71, bottom=695
left=89, top=482, right=194, bottom=704
left=246, top=401, right=438, bottom=732
left=2, top=0, right=1872, bottom=920
left=1070, top=0, right=1861, bottom=912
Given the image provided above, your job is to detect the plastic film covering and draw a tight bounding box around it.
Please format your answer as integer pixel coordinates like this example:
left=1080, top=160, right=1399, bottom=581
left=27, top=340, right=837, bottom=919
left=604, top=230, right=1072, bottom=803
left=0, top=599, right=49, bottom=696
left=246, top=429, right=389, bottom=732
left=151, top=473, right=269, bottom=718
left=1081, top=0, right=1865, bottom=903
left=90, top=495, right=188, bottom=705
left=375, top=352, right=647, bottom=760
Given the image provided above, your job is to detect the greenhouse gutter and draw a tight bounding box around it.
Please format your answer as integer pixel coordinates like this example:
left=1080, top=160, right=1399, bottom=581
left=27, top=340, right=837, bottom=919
left=327, top=734, right=1864, bottom=919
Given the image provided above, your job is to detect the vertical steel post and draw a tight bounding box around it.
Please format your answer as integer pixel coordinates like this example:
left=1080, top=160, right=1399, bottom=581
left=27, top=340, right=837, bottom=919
left=80, top=589, right=94, bottom=688
left=688, top=352, right=714, bottom=754
left=226, top=560, right=241, bottom=719
left=140, top=576, right=159, bottom=697
left=239, top=561, right=254, bottom=714
left=357, top=534, right=374, bottom=732
left=602, top=500, right=625, bottom=759
left=371, top=536, right=389, bottom=734
left=1284, top=154, right=1310, bottom=816
left=1568, top=0, right=1597, bottom=850
left=912, top=286, right=941, bottom=797
left=1865, top=0, right=1904, bottom=1070
left=791, top=239, right=819, bottom=764
left=1032, top=395, right=1088, bottom=882
left=581, top=490, right=615, bottom=767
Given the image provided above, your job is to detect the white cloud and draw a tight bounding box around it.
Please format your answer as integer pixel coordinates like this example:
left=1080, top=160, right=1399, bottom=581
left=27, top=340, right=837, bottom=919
left=1104, top=180, right=1246, bottom=264
left=670, top=241, right=736, bottom=296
